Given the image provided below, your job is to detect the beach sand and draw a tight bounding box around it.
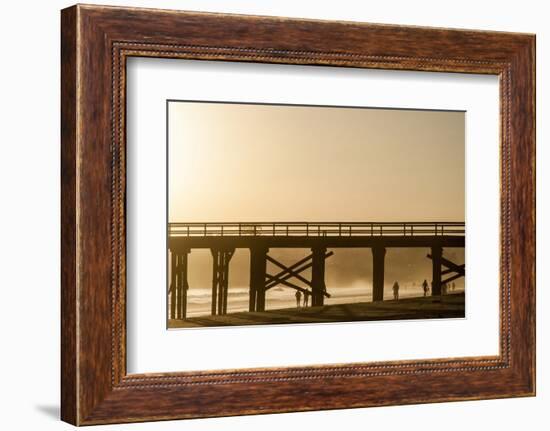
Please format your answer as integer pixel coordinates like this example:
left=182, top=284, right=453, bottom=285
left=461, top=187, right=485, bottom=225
left=169, top=292, right=465, bottom=328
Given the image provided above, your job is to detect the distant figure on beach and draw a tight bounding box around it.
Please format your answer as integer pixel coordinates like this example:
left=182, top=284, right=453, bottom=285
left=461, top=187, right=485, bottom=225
left=392, top=281, right=400, bottom=300
left=422, top=279, right=429, bottom=297
left=452, top=282, right=456, bottom=291
left=303, top=290, right=310, bottom=307
left=442, top=283, right=448, bottom=295
left=295, top=290, right=302, bottom=308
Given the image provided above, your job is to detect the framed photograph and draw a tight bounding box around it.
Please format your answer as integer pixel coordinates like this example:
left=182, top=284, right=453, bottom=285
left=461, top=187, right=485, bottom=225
left=165, top=101, right=466, bottom=329
left=61, top=4, right=535, bottom=425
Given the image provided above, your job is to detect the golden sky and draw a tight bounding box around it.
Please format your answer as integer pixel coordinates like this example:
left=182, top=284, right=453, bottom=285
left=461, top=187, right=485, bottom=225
left=168, top=101, right=464, bottom=223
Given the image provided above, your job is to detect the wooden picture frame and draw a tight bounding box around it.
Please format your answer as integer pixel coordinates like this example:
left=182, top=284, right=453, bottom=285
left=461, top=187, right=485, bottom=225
left=61, top=4, right=535, bottom=425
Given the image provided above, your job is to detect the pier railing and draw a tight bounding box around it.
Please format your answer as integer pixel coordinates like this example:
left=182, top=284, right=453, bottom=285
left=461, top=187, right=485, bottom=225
left=168, top=222, right=465, bottom=238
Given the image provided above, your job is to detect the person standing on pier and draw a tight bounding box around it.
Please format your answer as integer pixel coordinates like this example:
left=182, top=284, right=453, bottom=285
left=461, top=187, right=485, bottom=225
left=393, top=281, right=400, bottom=300
left=303, top=290, right=310, bottom=307
left=295, top=290, right=302, bottom=308
left=422, top=279, right=429, bottom=297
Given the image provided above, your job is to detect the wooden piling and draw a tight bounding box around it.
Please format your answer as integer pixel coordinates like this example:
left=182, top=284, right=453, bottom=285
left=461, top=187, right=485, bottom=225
left=222, top=252, right=229, bottom=314
left=217, top=252, right=224, bottom=315
left=175, top=254, right=181, bottom=319
left=211, top=249, right=234, bottom=315
left=169, top=251, right=177, bottom=320
left=372, top=245, right=386, bottom=301
left=249, top=247, right=268, bottom=312
left=211, top=250, right=219, bottom=315
left=311, top=246, right=327, bottom=306
left=177, top=250, right=189, bottom=319
left=431, top=245, right=443, bottom=295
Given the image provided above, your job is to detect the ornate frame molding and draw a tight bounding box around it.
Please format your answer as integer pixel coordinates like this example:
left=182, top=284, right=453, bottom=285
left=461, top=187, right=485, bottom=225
left=61, top=5, right=535, bottom=425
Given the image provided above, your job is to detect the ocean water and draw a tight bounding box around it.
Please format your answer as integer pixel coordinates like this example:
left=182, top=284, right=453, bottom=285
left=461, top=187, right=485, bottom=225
left=181, top=282, right=464, bottom=317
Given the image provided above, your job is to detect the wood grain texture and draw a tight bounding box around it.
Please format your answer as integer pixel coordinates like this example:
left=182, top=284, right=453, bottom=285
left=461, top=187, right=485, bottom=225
left=60, top=4, right=535, bottom=425
left=60, top=5, right=78, bottom=425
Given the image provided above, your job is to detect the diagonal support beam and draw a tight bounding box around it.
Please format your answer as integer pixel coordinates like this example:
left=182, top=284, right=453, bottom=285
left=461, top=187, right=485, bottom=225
left=427, top=254, right=465, bottom=275
left=265, top=251, right=334, bottom=290
left=265, top=260, right=313, bottom=290
left=266, top=254, right=313, bottom=288
left=442, top=264, right=465, bottom=276
left=266, top=252, right=315, bottom=286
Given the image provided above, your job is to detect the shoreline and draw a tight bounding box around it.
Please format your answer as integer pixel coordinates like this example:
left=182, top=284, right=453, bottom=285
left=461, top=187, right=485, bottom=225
left=169, top=292, right=465, bottom=329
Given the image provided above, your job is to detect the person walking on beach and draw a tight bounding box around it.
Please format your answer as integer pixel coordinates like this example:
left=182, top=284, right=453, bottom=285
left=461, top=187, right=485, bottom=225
left=295, top=290, right=302, bottom=308
left=303, top=290, right=310, bottom=307
left=452, top=281, right=456, bottom=292
left=422, top=279, right=429, bottom=297
left=392, top=281, right=400, bottom=300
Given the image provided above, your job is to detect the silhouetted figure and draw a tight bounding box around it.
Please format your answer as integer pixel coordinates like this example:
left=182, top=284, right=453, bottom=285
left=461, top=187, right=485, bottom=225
left=422, top=279, right=429, bottom=297
left=295, top=290, right=302, bottom=308
left=303, top=290, right=310, bottom=307
left=442, top=283, right=448, bottom=295
left=452, top=282, right=456, bottom=291
left=393, top=281, right=400, bottom=300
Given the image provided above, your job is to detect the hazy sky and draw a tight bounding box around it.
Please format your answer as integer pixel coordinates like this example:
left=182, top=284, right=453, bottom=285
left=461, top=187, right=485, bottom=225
left=168, top=101, right=464, bottom=222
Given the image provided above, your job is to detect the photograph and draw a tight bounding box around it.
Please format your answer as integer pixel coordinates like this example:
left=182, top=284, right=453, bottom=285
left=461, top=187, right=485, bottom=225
left=167, top=101, right=466, bottom=328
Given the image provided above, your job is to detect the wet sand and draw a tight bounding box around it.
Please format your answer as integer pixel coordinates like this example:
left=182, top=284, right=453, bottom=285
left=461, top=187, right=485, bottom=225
left=169, top=292, right=465, bottom=328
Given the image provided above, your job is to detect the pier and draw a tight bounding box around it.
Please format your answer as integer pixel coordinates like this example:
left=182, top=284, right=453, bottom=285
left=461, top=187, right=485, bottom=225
left=168, top=222, right=465, bottom=320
